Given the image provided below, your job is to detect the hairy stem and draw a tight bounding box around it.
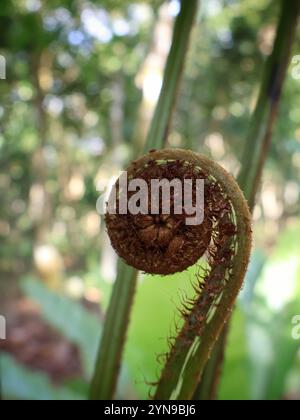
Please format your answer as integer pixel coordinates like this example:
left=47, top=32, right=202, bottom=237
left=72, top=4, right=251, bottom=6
left=89, top=0, right=199, bottom=400
left=194, top=0, right=300, bottom=400
left=154, top=149, right=252, bottom=400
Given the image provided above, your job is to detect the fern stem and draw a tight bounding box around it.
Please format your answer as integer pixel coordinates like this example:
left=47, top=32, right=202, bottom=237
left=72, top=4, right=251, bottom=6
left=154, top=150, right=252, bottom=400
left=89, top=261, right=137, bottom=400
left=145, top=0, right=199, bottom=150
left=194, top=0, right=300, bottom=401
left=238, top=0, right=300, bottom=211
left=89, top=0, right=199, bottom=400
left=194, top=324, right=229, bottom=401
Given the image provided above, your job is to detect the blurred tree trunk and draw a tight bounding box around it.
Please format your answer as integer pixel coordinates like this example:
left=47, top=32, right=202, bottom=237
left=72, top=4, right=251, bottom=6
left=30, top=52, right=52, bottom=243
left=134, top=3, right=174, bottom=150
left=30, top=52, right=64, bottom=289
left=110, top=73, right=125, bottom=148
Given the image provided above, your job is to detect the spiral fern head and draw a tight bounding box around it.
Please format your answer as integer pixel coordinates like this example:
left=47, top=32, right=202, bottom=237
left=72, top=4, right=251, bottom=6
left=105, top=148, right=251, bottom=277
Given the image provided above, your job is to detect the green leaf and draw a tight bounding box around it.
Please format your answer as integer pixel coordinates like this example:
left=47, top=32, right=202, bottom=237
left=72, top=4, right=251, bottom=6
left=21, top=276, right=101, bottom=378
left=1, top=354, right=84, bottom=400
left=124, top=265, right=201, bottom=399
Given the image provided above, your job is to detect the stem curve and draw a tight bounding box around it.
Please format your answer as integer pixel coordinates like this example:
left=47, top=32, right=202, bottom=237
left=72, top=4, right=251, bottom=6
left=151, top=149, right=252, bottom=400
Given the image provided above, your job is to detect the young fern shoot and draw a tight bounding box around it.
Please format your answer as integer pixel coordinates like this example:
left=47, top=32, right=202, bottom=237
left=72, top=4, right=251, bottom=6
left=105, top=148, right=252, bottom=400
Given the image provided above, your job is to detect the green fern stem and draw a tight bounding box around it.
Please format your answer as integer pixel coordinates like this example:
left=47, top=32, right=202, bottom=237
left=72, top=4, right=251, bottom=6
left=154, top=149, right=252, bottom=400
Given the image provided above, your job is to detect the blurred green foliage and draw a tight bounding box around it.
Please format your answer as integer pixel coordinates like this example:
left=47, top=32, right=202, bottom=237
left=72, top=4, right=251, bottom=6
left=21, top=276, right=102, bottom=377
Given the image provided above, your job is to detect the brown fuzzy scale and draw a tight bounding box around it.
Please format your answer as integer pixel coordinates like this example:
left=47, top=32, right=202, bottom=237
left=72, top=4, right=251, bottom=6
left=105, top=154, right=236, bottom=276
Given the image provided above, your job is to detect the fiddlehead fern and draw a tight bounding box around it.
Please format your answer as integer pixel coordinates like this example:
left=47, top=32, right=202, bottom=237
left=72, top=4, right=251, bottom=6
left=105, top=148, right=252, bottom=399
